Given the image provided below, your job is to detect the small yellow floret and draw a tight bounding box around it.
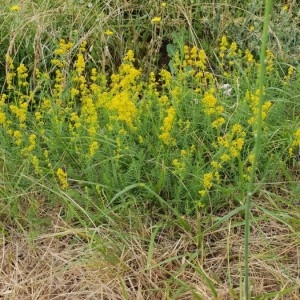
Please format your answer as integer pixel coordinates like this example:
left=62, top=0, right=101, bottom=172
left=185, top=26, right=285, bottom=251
left=203, top=172, right=213, bottom=189
left=124, top=50, right=135, bottom=62
left=11, top=5, right=21, bottom=11
left=104, top=29, right=114, bottom=36
left=89, top=141, right=99, bottom=158
left=282, top=5, right=288, bottom=12
left=212, top=117, right=225, bottom=129
left=198, top=190, right=206, bottom=197
left=151, top=17, right=161, bottom=23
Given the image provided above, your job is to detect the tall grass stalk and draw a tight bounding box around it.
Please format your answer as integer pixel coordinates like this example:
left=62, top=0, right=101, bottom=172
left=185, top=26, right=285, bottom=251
left=244, top=0, right=273, bottom=298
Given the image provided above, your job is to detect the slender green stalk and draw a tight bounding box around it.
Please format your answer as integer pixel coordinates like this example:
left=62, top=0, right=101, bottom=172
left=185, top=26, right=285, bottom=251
left=244, top=1, right=273, bottom=299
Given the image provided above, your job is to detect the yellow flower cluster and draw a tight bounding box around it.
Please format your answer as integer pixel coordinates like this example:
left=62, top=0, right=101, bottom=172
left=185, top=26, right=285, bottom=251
left=245, top=89, right=272, bottom=126
left=5, top=55, right=16, bottom=90
left=75, top=52, right=86, bottom=75
left=9, top=101, right=28, bottom=125
left=56, top=168, right=69, bottom=189
left=31, top=155, right=40, bottom=174
left=217, top=124, right=246, bottom=159
left=219, top=36, right=228, bottom=59
left=168, top=45, right=213, bottom=92
left=202, top=88, right=224, bottom=116
left=211, top=117, right=226, bottom=129
left=183, top=45, right=207, bottom=70
left=53, top=69, right=65, bottom=99
left=89, top=141, right=99, bottom=157
left=184, top=45, right=213, bottom=89
left=201, top=88, right=225, bottom=129
left=160, top=69, right=172, bottom=87
left=265, top=49, right=275, bottom=73
left=244, top=49, right=255, bottom=64
left=17, top=64, right=29, bottom=87
left=69, top=112, right=81, bottom=135
left=147, top=71, right=159, bottom=96
left=123, top=49, right=135, bottom=63
left=81, top=96, right=99, bottom=136
left=217, top=36, right=265, bottom=80
left=283, top=66, right=295, bottom=83
left=289, top=129, right=300, bottom=157
left=219, top=36, right=241, bottom=62
left=21, top=133, right=36, bottom=155
left=159, top=106, right=176, bottom=145
left=0, top=95, right=7, bottom=125
left=72, top=42, right=88, bottom=96
left=54, top=39, right=74, bottom=56
left=105, top=50, right=141, bottom=129
left=11, top=130, right=22, bottom=146
left=199, top=123, right=246, bottom=197
left=107, top=91, right=137, bottom=129
left=227, top=42, right=238, bottom=65
left=172, top=158, right=185, bottom=175
left=199, top=172, right=215, bottom=197
left=203, top=172, right=213, bottom=189
left=73, top=43, right=100, bottom=158
left=171, top=147, right=195, bottom=177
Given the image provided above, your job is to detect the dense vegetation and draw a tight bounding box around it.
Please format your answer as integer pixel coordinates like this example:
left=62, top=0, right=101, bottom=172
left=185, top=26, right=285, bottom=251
left=0, top=1, right=299, bottom=299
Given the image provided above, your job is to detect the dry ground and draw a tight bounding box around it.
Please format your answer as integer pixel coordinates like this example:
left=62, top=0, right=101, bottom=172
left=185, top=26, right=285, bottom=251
left=1, top=202, right=299, bottom=300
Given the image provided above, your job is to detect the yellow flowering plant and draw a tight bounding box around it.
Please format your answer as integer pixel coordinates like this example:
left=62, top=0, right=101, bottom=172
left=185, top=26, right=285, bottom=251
left=0, top=35, right=298, bottom=214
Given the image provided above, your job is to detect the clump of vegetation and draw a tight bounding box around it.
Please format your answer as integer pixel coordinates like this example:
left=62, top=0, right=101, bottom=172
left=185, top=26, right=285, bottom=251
left=2, top=35, right=298, bottom=216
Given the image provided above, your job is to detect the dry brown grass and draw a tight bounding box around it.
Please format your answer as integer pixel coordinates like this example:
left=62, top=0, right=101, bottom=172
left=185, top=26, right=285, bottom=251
left=0, top=209, right=300, bottom=300
left=1, top=204, right=299, bottom=300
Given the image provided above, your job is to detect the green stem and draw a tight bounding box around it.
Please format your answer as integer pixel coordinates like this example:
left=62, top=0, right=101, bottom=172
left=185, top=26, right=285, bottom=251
left=244, top=1, right=273, bottom=299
